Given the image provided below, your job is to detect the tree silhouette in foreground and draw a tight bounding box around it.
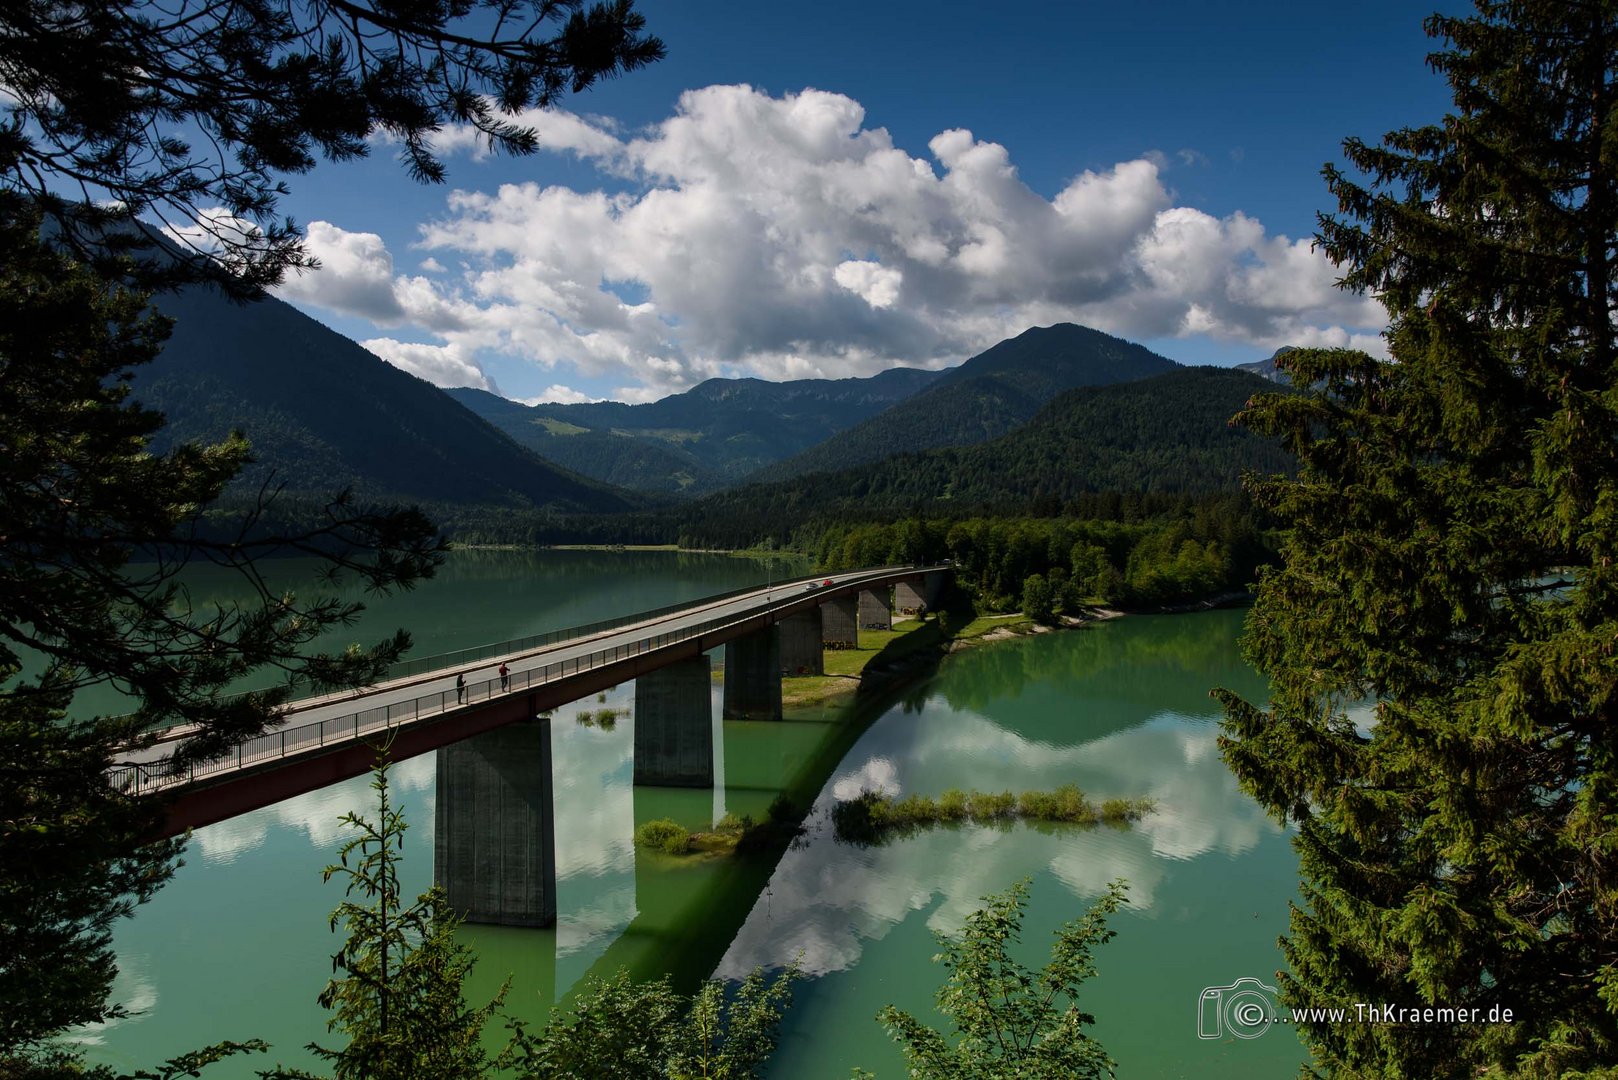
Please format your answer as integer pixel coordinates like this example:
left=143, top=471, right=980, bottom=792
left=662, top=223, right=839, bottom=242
left=0, top=0, right=665, bottom=291
left=0, top=216, right=441, bottom=1064
left=1217, top=2, right=1618, bottom=1075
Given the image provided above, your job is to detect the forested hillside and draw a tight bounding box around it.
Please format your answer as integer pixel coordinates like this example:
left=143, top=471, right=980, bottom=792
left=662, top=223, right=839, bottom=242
left=449, top=388, right=707, bottom=493
left=448, top=366, right=940, bottom=492
left=135, top=286, right=638, bottom=513
left=673, top=367, right=1288, bottom=544
left=756, top=323, right=1180, bottom=481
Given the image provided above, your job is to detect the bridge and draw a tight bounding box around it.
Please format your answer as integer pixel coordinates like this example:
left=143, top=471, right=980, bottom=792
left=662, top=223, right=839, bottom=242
left=112, top=563, right=949, bottom=925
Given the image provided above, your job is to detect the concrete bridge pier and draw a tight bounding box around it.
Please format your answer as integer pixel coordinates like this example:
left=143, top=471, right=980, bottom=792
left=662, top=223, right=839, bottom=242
left=724, top=627, right=782, bottom=721
left=895, top=580, right=926, bottom=615
left=821, top=595, right=858, bottom=649
left=633, top=655, right=713, bottom=787
left=780, top=608, right=824, bottom=675
left=435, top=713, right=556, bottom=928
left=859, top=588, right=892, bottom=630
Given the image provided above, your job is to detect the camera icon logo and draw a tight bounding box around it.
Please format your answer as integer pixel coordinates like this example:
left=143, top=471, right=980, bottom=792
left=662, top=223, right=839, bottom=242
left=1197, top=977, right=1280, bottom=1040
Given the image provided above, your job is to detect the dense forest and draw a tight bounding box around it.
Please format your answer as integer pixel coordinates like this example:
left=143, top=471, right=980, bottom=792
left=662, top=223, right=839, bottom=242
left=813, top=497, right=1273, bottom=612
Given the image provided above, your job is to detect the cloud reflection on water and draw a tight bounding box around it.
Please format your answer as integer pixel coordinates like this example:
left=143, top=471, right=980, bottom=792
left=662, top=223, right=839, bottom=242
left=716, top=701, right=1281, bottom=980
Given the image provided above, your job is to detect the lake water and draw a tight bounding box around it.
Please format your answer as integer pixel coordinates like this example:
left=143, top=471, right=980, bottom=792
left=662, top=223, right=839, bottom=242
left=81, top=550, right=1307, bottom=1077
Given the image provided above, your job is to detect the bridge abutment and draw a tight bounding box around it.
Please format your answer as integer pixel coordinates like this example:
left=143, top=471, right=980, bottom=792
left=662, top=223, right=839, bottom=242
left=723, top=627, right=782, bottom=721
left=858, top=588, right=892, bottom=630
left=633, top=656, right=713, bottom=787
left=821, top=596, right=858, bottom=648
left=434, top=715, right=557, bottom=928
left=780, top=609, right=823, bottom=675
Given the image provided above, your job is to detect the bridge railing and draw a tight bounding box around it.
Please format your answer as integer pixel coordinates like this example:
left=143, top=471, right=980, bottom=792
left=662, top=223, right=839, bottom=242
left=125, top=566, right=904, bottom=734
left=109, top=564, right=943, bottom=798
left=378, top=567, right=862, bottom=680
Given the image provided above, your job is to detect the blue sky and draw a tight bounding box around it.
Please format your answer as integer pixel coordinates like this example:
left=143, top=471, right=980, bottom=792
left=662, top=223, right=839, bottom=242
left=262, top=0, right=1463, bottom=403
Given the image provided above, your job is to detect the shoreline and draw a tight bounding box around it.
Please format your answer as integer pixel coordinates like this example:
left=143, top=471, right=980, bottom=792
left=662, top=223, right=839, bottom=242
left=449, top=541, right=811, bottom=559
left=730, top=603, right=1136, bottom=713
left=761, top=593, right=1249, bottom=711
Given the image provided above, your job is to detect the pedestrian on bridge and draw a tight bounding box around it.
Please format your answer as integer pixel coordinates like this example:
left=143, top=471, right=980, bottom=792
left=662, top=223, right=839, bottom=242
left=499, top=661, right=510, bottom=691
left=455, top=672, right=466, bottom=704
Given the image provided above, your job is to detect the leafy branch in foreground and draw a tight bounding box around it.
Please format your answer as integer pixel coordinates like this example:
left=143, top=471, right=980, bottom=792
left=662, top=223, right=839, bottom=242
left=864, top=879, right=1126, bottom=1080
left=262, top=752, right=505, bottom=1080
left=1, top=0, right=665, bottom=292
left=0, top=212, right=439, bottom=1059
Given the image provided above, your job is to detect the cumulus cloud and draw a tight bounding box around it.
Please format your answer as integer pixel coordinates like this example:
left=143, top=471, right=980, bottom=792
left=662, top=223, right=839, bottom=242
left=361, top=337, right=497, bottom=391
left=520, top=384, right=602, bottom=405
left=279, top=221, right=405, bottom=322
left=286, top=85, right=1388, bottom=400
left=833, top=259, right=902, bottom=308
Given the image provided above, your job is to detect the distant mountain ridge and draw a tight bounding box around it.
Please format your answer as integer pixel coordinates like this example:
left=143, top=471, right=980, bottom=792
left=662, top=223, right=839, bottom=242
left=753, top=323, right=1182, bottom=482
left=134, top=286, right=638, bottom=513
left=447, top=366, right=942, bottom=493
left=675, top=366, right=1292, bottom=538
left=1235, top=346, right=1298, bottom=384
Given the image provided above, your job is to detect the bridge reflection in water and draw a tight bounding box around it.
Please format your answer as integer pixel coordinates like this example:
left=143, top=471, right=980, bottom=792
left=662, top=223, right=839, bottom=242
left=428, top=567, right=948, bottom=931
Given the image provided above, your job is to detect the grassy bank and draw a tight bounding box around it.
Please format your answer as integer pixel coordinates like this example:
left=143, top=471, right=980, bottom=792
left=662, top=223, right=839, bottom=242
left=758, top=606, right=1122, bottom=711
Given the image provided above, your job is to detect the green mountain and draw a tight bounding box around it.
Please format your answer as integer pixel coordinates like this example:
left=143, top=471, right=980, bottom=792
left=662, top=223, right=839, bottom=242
left=678, top=367, right=1289, bottom=535
left=753, top=323, right=1181, bottom=481
left=446, top=366, right=941, bottom=493
left=447, top=387, right=708, bottom=494
left=133, top=286, right=638, bottom=513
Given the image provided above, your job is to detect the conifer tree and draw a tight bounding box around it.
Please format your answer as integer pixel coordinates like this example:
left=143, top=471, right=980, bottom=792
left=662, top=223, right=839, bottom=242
left=0, top=0, right=665, bottom=291
left=1217, top=3, right=1618, bottom=1075
left=264, top=754, right=505, bottom=1080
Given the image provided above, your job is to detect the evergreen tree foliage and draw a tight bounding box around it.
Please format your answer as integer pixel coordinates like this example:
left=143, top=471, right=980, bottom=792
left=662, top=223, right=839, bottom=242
left=0, top=215, right=440, bottom=1059
left=0, top=673, right=181, bottom=1054
left=264, top=755, right=505, bottom=1080
left=1216, top=4, right=1618, bottom=1075
left=0, top=0, right=664, bottom=290
left=0, top=212, right=443, bottom=765
left=1, top=0, right=665, bottom=1065
left=870, top=879, right=1125, bottom=1080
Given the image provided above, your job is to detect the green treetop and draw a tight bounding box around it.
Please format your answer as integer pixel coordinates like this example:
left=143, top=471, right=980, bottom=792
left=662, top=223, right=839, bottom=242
left=1217, top=2, right=1618, bottom=1076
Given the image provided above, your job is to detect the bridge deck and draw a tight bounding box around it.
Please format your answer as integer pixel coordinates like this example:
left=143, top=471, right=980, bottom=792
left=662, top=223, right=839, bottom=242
left=112, top=565, right=943, bottom=812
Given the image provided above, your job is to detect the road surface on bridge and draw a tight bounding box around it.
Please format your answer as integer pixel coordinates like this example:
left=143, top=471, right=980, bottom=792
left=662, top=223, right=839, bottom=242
left=112, top=564, right=939, bottom=798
